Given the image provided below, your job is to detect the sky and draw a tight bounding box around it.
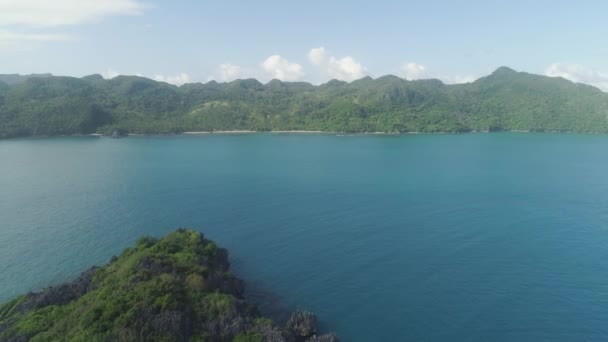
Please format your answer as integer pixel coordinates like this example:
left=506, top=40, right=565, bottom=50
left=1, top=0, right=607, bottom=90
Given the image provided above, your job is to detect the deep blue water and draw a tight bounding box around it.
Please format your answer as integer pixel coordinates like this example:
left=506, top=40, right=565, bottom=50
left=2, top=133, right=608, bottom=341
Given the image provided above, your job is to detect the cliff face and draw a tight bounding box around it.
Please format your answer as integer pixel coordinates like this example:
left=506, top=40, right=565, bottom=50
left=0, top=229, right=337, bottom=342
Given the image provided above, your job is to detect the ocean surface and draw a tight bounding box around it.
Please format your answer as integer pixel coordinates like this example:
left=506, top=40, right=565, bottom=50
left=2, top=133, right=608, bottom=341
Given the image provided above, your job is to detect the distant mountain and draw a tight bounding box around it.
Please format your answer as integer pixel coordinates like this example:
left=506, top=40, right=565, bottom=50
left=1, top=67, right=607, bottom=138
left=0, top=73, right=53, bottom=86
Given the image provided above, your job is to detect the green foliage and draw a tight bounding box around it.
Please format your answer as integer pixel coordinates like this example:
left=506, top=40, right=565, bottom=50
left=253, top=317, right=273, bottom=327
left=202, top=292, right=235, bottom=317
left=1, top=67, right=607, bottom=138
left=0, top=229, right=272, bottom=341
left=233, top=332, right=265, bottom=342
left=0, top=296, right=25, bottom=320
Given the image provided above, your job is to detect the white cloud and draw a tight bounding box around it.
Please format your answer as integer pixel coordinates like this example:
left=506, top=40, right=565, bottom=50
left=545, top=63, right=608, bottom=91
left=102, top=69, right=190, bottom=85
left=154, top=73, right=191, bottom=86
left=219, top=63, right=242, bottom=81
left=0, top=29, right=72, bottom=43
left=206, top=63, right=259, bottom=82
left=0, top=0, right=146, bottom=27
left=398, top=61, right=478, bottom=84
left=401, top=62, right=427, bottom=80
left=0, top=29, right=73, bottom=41
left=307, top=47, right=326, bottom=66
left=444, top=75, right=477, bottom=84
left=0, top=0, right=147, bottom=44
left=261, top=55, right=304, bottom=81
left=102, top=68, right=120, bottom=79
left=307, top=47, right=367, bottom=82
left=327, top=56, right=366, bottom=82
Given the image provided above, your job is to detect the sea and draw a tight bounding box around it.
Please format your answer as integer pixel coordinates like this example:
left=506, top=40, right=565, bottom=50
left=2, top=133, right=608, bottom=341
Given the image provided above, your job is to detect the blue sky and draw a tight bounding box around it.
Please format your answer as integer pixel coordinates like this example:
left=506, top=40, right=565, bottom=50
left=1, top=0, right=607, bottom=89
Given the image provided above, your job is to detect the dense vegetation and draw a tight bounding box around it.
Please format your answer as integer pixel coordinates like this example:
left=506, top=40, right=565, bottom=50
left=1, top=67, right=607, bottom=138
left=0, top=229, right=338, bottom=341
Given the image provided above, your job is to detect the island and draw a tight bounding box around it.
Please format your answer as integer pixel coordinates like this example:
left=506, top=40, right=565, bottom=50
left=0, top=229, right=338, bottom=342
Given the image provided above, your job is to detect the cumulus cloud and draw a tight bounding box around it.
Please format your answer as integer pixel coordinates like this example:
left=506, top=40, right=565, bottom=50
left=307, top=47, right=367, bottom=82
left=400, top=62, right=428, bottom=80
left=307, top=47, right=327, bottom=66
left=206, top=63, right=245, bottom=82
left=436, top=74, right=479, bottom=84
left=398, top=61, right=477, bottom=84
left=545, top=63, right=608, bottom=91
left=101, top=69, right=190, bottom=85
left=261, top=55, right=304, bottom=81
left=218, top=63, right=242, bottom=81
left=154, top=73, right=191, bottom=86
left=327, top=56, right=367, bottom=81
left=441, top=74, right=478, bottom=84
left=102, top=68, right=120, bottom=79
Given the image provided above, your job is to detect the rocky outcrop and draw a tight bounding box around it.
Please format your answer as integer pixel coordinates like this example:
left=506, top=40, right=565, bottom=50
left=0, top=229, right=338, bottom=342
left=286, top=310, right=339, bottom=342
left=287, top=310, right=317, bottom=338
left=14, top=266, right=98, bottom=313
left=306, top=333, right=340, bottom=342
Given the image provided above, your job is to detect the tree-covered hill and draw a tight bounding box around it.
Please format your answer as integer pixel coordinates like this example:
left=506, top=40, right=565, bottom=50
left=0, top=74, right=53, bottom=86
left=0, top=229, right=338, bottom=342
left=1, top=67, right=607, bottom=138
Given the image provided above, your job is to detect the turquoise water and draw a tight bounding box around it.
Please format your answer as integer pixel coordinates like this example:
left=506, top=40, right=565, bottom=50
left=2, top=133, right=608, bottom=340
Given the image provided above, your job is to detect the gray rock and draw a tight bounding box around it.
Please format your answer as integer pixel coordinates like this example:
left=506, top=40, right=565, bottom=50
left=286, top=310, right=317, bottom=338
left=15, top=266, right=98, bottom=312
left=307, top=332, right=340, bottom=342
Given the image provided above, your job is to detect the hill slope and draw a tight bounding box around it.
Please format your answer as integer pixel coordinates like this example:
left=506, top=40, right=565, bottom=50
left=0, top=67, right=607, bottom=138
left=0, top=229, right=338, bottom=341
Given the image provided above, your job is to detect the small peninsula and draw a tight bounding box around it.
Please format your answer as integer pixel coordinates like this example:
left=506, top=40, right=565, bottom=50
left=0, top=229, right=338, bottom=342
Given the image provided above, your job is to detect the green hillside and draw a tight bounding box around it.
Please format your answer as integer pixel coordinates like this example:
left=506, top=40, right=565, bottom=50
left=0, top=229, right=337, bottom=342
left=1, top=67, right=606, bottom=138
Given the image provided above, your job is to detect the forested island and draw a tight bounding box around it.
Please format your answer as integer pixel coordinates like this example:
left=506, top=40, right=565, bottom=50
left=0, top=229, right=338, bottom=341
left=0, top=67, right=607, bottom=138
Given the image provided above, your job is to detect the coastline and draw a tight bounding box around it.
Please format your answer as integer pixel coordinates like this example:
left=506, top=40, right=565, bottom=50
left=2, top=129, right=604, bottom=141
left=183, top=130, right=327, bottom=134
left=132, top=130, right=439, bottom=136
left=160, top=129, right=607, bottom=136
left=128, top=130, right=555, bottom=137
left=182, top=130, right=256, bottom=134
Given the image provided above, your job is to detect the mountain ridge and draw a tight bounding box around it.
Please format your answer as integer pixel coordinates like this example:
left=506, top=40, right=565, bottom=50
left=1, top=67, right=607, bottom=138
left=0, top=67, right=603, bottom=93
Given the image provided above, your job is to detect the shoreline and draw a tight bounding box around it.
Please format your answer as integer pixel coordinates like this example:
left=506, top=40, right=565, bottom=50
left=182, top=130, right=256, bottom=134
left=183, top=130, right=328, bottom=134
left=2, top=130, right=606, bottom=140
left=135, top=130, right=598, bottom=137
